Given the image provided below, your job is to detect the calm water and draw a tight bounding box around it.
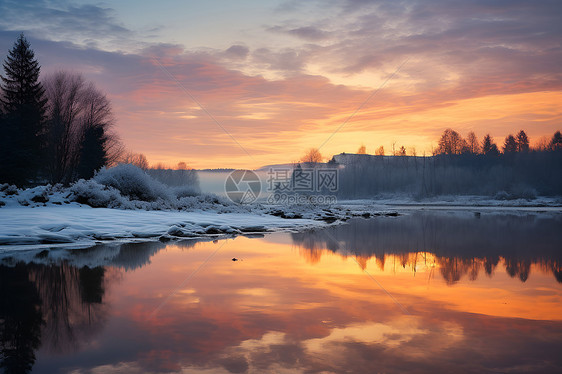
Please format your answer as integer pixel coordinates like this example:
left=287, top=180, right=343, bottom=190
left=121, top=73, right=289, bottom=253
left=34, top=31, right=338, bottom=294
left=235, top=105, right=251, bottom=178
left=1, top=210, right=562, bottom=373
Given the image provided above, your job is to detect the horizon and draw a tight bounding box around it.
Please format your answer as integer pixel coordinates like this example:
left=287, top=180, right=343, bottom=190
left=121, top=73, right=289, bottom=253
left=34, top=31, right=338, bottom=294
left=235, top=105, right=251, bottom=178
left=1, top=1, right=561, bottom=169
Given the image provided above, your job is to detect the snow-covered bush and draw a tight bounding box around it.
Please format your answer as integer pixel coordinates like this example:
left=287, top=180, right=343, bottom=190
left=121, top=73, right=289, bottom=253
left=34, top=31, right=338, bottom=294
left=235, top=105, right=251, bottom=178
left=510, top=184, right=537, bottom=200
left=70, top=179, right=130, bottom=208
left=494, top=185, right=537, bottom=201
left=0, top=184, right=18, bottom=196
left=94, top=164, right=172, bottom=202
left=172, top=185, right=200, bottom=198
left=494, top=191, right=511, bottom=200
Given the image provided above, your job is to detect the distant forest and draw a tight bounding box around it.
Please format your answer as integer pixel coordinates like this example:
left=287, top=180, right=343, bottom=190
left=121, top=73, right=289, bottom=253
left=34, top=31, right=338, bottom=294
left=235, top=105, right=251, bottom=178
left=334, top=129, right=562, bottom=198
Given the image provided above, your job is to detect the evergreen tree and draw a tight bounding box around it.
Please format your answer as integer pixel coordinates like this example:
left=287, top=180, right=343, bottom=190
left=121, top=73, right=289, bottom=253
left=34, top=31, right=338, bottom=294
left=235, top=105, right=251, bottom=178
left=516, top=130, right=529, bottom=152
left=0, top=34, right=47, bottom=185
left=76, top=125, right=108, bottom=180
left=481, top=134, right=499, bottom=156
left=503, top=134, right=518, bottom=153
left=550, top=131, right=562, bottom=151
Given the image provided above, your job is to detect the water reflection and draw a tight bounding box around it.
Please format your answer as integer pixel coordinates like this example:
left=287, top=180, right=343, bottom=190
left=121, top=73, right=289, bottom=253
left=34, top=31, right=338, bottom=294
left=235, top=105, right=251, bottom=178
left=0, top=240, right=199, bottom=373
left=292, top=211, right=562, bottom=284
left=0, top=211, right=561, bottom=373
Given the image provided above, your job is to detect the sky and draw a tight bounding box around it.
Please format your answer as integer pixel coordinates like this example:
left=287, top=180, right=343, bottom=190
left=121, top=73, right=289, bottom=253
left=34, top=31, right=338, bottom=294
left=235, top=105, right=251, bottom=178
left=0, top=0, right=561, bottom=169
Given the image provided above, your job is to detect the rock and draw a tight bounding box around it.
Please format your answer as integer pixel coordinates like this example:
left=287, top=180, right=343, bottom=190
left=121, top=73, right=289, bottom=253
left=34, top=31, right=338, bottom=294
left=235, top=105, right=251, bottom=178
left=35, top=250, right=49, bottom=259
left=239, top=225, right=268, bottom=233
left=167, top=226, right=186, bottom=237
left=384, top=212, right=399, bottom=217
left=31, top=193, right=49, bottom=203
left=319, top=216, right=338, bottom=223
left=205, top=226, right=223, bottom=235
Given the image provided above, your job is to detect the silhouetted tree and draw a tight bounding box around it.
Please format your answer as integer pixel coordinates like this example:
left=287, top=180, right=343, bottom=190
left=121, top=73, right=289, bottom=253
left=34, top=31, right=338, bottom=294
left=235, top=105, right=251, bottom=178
left=397, top=145, right=407, bottom=156
left=550, top=131, right=562, bottom=151
left=482, top=134, right=499, bottom=155
left=301, top=148, right=323, bottom=163
left=43, top=72, right=84, bottom=183
left=503, top=134, right=518, bottom=153
left=436, top=128, right=466, bottom=155
left=467, top=131, right=480, bottom=154
left=375, top=146, right=384, bottom=156
left=0, top=34, right=47, bottom=185
left=120, top=152, right=149, bottom=169
left=79, top=266, right=105, bottom=304
left=534, top=136, right=550, bottom=151
left=43, top=71, right=116, bottom=183
left=0, top=265, right=43, bottom=373
left=357, top=144, right=366, bottom=154
left=516, top=130, right=529, bottom=152
left=76, top=126, right=108, bottom=180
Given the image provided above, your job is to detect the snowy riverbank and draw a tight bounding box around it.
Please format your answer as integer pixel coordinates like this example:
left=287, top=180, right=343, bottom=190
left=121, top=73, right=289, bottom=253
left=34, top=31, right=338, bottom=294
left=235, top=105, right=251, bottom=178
left=2, top=171, right=561, bottom=254
left=0, top=205, right=328, bottom=250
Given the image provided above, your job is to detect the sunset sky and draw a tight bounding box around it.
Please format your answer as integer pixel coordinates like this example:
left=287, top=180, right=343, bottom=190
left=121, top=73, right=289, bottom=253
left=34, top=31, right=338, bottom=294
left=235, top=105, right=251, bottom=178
left=1, top=0, right=561, bottom=169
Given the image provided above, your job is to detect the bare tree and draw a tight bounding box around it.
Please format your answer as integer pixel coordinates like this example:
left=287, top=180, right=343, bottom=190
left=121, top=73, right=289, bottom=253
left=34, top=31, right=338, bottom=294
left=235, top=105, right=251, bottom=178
left=467, top=131, right=480, bottom=154
left=104, top=134, right=125, bottom=167
left=44, top=72, right=85, bottom=183
left=534, top=136, right=550, bottom=151
left=43, top=71, right=119, bottom=182
left=301, top=148, right=323, bottom=163
left=375, top=146, right=385, bottom=156
left=120, top=152, right=149, bottom=170
left=357, top=145, right=366, bottom=154
left=436, top=129, right=466, bottom=155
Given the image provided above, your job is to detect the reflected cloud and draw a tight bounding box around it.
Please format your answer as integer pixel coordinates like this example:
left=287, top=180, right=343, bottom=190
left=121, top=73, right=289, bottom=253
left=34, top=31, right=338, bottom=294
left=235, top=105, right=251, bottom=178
left=2, top=216, right=562, bottom=373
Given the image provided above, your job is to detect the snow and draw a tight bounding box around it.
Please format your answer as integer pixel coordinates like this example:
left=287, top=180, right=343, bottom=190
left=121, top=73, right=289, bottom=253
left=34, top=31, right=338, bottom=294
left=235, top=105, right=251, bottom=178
left=1, top=170, right=560, bottom=257
left=0, top=205, right=326, bottom=252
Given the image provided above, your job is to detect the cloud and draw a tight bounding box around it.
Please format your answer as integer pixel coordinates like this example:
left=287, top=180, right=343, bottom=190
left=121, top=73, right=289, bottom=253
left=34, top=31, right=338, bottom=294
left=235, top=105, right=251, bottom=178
left=0, top=0, right=134, bottom=50
left=224, top=45, right=249, bottom=60
left=0, top=0, right=560, bottom=168
left=268, top=25, right=331, bottom=41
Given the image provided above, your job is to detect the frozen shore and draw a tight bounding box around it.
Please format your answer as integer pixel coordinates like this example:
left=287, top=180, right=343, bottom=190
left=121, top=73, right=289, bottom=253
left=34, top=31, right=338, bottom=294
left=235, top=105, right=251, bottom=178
left=1, top=181, right=560, bottom=255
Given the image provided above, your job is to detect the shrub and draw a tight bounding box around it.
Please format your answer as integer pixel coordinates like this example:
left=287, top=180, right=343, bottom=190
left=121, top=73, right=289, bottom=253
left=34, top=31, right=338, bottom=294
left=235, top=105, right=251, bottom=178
left=70, top=179, right=129, bottom=208
left=94, top=164, right=172, bottom=202
left=172, top=185, right=200, bottom=198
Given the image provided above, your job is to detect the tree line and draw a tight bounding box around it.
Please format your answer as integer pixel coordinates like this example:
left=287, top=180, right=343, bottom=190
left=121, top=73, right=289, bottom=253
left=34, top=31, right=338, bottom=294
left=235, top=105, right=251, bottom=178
left=333, top=127, right=562, bottom=198
left=0, top=34, right=122, bottom=186
left=435, top=128, right=562, bottom=156
left=350, top=128, right=561, bottom=158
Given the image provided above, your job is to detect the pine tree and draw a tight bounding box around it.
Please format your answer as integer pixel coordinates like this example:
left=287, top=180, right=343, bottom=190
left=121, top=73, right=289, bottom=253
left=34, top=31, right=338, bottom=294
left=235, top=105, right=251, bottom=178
left=0, top=34, right=47, bottom=185
left=482, top=134, right=499, bottom=156
left=550, top=131, right=562, bottom=151
left=76, top=125, right=108, bottom=180
left=516, top=130, right=529, bottom=152
left=503, top=134, right=518, bottom=154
